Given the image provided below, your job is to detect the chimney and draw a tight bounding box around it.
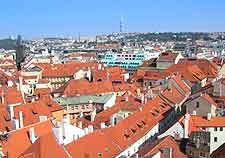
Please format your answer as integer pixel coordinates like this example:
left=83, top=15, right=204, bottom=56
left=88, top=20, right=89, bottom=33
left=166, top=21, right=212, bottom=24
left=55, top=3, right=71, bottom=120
left=84, top=127, right=89, bottom=135
left=91, top=107, right=96, bottom=122
left=100, top=122, right=106, bottom=129
left=106, top=72, right=110, bottom=81
left=78, top=121, right=82, bottom=129
left=192, top=110, right=197, bottom=115
left=29, top=127, right=37, bottom=143
left=1, top=90, right=4, bottom=104
left=39, top=115, right=48, bottom=122
left=19, top=77, right=23, bottom=90
left=31, top=97, right=35, bottom=103
left=162, top=147, right=173, bottom=158
left=184, top=113, right=190, bottom=138
left=12, top=119, right=19, bottom=130
left=141, top=94, right=145, bottom=105
left=53, top=127, right=64, bottom=144
left=19, top=111, right=24, bottom=128
left=110, top=114, right=116, bottom=127
left=144, top=97, right=148, bottom=104
left=125, top=96, right=129, bottom=102
left=0, top=143, right=4, bottom=158
left=65, top=114, right=70, bottom=124
left=137, top=88, right=141, bottom=96
left=88, top=125, right=94, bottom=133
left=9, top=106, right=14, bottom=119
left=98, top=64, right=102, bottom=70
left=207, top=113, right=212, bottom=121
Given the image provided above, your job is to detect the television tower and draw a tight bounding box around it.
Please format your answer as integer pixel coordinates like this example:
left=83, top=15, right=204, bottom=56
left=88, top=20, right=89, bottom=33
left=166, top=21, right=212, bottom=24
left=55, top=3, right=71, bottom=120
left=16, top=35, right=25, bottom=70
left=120, top=16, right=124, bottom=33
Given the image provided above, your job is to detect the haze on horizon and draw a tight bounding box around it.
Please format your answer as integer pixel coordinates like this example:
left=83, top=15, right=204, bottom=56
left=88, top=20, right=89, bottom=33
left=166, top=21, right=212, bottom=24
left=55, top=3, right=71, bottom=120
left=0, top=0, right=225, bottom=39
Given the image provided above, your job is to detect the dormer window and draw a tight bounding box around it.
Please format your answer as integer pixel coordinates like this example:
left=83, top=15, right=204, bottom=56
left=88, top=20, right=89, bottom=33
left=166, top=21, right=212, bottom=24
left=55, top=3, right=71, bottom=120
left=131, top=128, right=136, bottom=134
left=124, top=133, right=130, bottom=139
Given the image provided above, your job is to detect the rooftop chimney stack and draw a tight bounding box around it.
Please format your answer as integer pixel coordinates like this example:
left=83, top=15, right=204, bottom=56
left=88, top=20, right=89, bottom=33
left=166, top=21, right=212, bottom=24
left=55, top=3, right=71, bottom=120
left=19, top=111, right=24, bottom=128
left=12, top=119, right=19, bottom=130
left=184, top=113, right=190, bottom=138
left=88, top=125, right=94, bottom=133
left=29, top=127, right=37, bottom=143
left=9, top=106, right=14, bottom=119
left=207, top=113, right=212, bottom=121
left=100, top=122, right=106, bottom=129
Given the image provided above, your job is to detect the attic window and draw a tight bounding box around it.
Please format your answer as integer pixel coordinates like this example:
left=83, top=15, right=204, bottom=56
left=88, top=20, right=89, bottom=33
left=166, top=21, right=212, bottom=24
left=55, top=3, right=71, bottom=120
left=137, top=122, right=143, bottom=128
left=48, top=104, right=52, bottom=107
left=154, top=109, right=160, bottom=113
left=131, top=127, right=137, bottom=134
left=141, top=120, right=146, bottom=126
left=98, top=153, right=103, bottom=157
left=32, top=110, right=38, bottom=115
left=151, top=112, right=157, bottom=117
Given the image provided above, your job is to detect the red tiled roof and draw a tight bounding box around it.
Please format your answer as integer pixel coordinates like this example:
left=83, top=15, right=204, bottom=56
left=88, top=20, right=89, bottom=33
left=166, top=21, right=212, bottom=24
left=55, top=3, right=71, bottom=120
left=190, top=115, right=225, bottom=127
left=158, top=51, right=179, bottom=61
left=19, top=132, right=70, bottom=158
left=4, top=87, right=24, bottom=105
left=160, top=85, right=185, bottom=105
left=171, top=75, right=191, bottom=94
left=143, top=71, right=169, bottom=80
left=138, top=136, right=187, bottom=158
left=166, top=64, right=206, bottom=83
left=66, top=130, right=122, bottom=158
left=55, top=79, right=114, bottom=97
left=179, top=58, right=218, bottom=78
left=0, top=104, right=12, bottom=132
left=2, top=120, right=53, bottom=158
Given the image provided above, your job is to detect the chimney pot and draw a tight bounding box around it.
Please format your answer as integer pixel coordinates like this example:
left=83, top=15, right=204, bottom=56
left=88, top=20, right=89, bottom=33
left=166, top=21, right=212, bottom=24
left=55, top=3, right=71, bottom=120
left=29, top=127, right=36, bottom=143
left=19, top=111, right=24, bottom=128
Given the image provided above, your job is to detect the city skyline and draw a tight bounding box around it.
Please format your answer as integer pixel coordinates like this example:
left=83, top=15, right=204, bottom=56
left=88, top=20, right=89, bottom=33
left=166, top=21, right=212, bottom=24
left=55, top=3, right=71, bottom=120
left=1, top=0, right=225, bottom=38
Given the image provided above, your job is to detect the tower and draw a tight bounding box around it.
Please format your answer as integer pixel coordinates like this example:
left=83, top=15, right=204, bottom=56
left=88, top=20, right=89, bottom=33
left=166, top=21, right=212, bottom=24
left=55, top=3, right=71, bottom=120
left=16, top=35, right=25, bottom=70
left=120, top=16, right=124, bottom=33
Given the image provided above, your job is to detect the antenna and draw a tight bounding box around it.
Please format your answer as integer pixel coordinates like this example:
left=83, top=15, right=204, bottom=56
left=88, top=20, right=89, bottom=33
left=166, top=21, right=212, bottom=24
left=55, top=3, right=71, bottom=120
left=120, top=16, right=124, bottom=33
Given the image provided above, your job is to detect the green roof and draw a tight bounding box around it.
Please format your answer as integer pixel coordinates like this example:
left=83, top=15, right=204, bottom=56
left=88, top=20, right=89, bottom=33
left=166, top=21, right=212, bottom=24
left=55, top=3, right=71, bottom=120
left=54, top=93, right=114, bottom=105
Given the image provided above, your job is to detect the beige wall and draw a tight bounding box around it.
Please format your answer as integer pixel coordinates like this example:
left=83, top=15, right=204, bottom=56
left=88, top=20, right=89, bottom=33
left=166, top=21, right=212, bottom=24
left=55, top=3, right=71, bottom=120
left=186, top=96, right=216, bottom=117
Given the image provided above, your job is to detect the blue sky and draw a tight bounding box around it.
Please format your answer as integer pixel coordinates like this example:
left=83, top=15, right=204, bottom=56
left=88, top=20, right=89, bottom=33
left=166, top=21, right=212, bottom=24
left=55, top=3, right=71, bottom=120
left=0, top=0, right=225, bottom=38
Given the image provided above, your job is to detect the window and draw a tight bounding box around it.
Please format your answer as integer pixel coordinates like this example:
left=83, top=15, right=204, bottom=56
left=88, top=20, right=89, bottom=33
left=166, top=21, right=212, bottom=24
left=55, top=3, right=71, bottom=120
left=200, top=152, right=205, bottom=157
left=214, top=137, right=218, bottom=142
left=196, top=102, right=199, bottom=108
left=220, top=127, right=223, bottom=131
left=214, top=127, right=218, bottom=131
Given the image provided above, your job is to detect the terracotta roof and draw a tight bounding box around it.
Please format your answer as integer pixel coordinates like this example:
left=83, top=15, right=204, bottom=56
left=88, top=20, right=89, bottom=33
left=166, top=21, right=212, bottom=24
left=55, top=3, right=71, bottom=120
left=166, top=64, right=206, bottom=83
left=160, top=85, right=186, bottom=105
left=103, top=111, right=157, bottom=150
left=66, top=130, right=122, bottom=158
left=93, top=66, right=127, bottom=83
left=171, top=75, right=190, bottom=94
left=143, top=71, right=169, bottom=80
left=4, top=87, right=24, bottom=105
left=1, top=120, right=53, bottom=158
left=143, top=96, right=172, bottom=122
left=158, top=51, right=179, bottom=62
left=138, top=136, right=187, bottom=158
left=55, top=79, right=114, bottom=97
left=12, top=99, right=63, bottom=127
left=191, top=115, right=225, bottom=127
left=36, top=62, right=100, bottom=78
left=0, top=105, right=12, bottom=132
left=178, top=58, right=218, bottom=78
left=19, top=132, right=70, bottom=158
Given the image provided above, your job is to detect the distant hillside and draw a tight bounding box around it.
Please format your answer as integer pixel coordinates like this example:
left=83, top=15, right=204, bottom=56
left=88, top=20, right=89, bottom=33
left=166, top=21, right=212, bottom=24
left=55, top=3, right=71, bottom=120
left=0, top=39, right=16, bottom=50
